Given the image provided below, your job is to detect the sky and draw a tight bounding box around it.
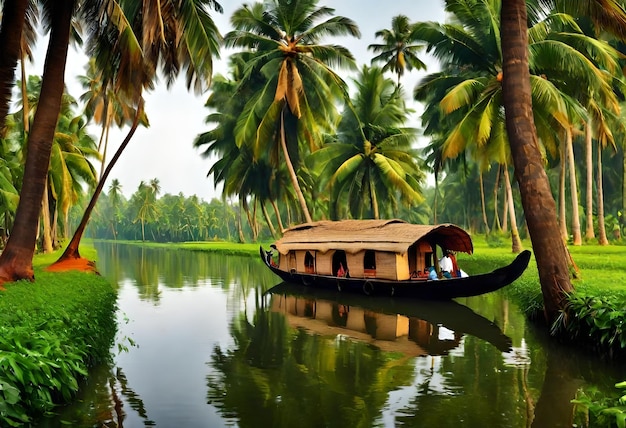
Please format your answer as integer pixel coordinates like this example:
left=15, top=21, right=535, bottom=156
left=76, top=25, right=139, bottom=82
left=26, top=0, right=446, bottom=201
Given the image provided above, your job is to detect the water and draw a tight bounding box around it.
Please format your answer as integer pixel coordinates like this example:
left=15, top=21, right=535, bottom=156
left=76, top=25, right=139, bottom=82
left=38, top=242, right=626, bottom=427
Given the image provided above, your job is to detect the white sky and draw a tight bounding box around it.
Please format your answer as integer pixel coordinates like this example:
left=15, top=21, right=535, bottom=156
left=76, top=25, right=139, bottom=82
left=24, top=1, right=445, bottom=201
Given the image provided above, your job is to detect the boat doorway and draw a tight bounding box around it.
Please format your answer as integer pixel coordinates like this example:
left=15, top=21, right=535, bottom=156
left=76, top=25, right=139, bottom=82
left=304, top=251, right=315, bottom=273
left=332, top=250, right=348, bottom=277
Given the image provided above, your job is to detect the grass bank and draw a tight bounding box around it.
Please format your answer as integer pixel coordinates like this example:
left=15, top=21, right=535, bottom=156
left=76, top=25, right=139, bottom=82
left=0, top=247, right=117, bottom=427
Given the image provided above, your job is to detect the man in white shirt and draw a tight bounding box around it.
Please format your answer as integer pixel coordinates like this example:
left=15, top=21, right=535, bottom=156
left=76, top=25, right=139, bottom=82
left=439, top=250, right=453, bottom=278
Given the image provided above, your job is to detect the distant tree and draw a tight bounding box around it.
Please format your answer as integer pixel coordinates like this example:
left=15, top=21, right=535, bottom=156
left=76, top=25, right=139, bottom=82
left=368, top=14, right=426, bottom=87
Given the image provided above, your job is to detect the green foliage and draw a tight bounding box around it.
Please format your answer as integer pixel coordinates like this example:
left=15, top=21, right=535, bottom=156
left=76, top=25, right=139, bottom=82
left=573, top=381, right=626, bottom=428
left=0, top=268, right=117, bottom=426
left=552, top=293, right=626, bottom=357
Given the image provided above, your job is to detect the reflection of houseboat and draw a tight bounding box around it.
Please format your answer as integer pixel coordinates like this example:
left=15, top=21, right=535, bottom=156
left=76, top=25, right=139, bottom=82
left=261, top=219, right=531, bottom=299
left=268, top=282, right=513, bottom=355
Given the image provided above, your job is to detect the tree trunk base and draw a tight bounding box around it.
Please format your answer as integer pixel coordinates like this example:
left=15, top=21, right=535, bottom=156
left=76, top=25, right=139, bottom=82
left=0, top=263, right=35, bottom=287
left=46, top=257, right=99, bottom=274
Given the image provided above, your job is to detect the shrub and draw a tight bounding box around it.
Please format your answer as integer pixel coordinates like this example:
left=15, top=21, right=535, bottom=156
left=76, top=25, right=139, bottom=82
left=0, top=270, right=116, bottom=426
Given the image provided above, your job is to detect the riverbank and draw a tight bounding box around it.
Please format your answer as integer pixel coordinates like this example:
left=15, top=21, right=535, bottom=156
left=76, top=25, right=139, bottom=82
left=0, top=247, right=117, bottom=427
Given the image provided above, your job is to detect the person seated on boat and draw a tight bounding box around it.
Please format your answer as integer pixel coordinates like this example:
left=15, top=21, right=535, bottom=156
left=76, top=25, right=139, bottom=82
left=449, top=251, right=462, bottom=277
left=439, top=250, right=453, bottom=279
left=428, top=266, right=438, bottom=280
left=337, top=263, right=347, bottom=277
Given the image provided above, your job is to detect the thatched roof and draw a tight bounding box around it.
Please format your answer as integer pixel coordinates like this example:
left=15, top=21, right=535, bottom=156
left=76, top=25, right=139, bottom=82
left=273, top=219, right=473, bottom=255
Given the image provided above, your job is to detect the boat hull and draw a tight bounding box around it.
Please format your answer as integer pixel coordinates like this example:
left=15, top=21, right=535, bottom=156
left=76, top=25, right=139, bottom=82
left=260, top=247, right=532, bottom=300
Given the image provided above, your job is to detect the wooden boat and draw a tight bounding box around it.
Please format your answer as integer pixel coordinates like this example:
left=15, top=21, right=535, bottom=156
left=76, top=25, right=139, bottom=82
left=260, top=219, right=531, bottom=299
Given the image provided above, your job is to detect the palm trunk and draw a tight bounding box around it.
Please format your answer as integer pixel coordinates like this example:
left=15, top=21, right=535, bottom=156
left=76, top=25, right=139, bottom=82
left=492, top=166, right=502, bottom=232
left=479, top=172, right=490, bottom=235
left=41, top=180, right=53, bottom=253
left=280, top=109, right=312, bottom=223
left=54, top=99, right=143, bottom=263
left=0, top=0, right=73, bottom=283
left=271, top=199, right=285, bottom=233
left=504, top=165, right=522, bottom=253
left=0, top=0, right=28, bottom=131
left=501, top=0, right=573, bottom=321
left=585, top=121, right=595, bottom=239
left=261, top=201, right=278, bottom=239
left=566, top=127, right=582, bottom=245
left=370, top=180, right=380, bottom=220
left=597, top=141, right=609, bottom=245
left=558, top=137, right=568, bottom=241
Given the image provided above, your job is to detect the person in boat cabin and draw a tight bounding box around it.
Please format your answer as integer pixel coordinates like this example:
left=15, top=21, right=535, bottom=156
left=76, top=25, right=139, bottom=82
left=439, top=250, right=454, bottom=278
left=337, top=263, right=347, bottom=277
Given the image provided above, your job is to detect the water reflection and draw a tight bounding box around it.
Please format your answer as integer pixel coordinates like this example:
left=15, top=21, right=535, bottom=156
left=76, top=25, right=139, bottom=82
left=266, top=282, right=512, bottom=356
left=37, top=243, right=626, bottom=428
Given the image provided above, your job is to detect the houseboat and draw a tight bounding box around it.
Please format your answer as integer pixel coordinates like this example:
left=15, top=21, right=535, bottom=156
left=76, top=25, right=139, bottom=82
left=260, top=219, right=531, bottom=299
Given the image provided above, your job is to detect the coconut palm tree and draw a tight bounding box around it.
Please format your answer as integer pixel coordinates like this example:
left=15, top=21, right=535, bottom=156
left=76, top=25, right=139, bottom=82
left=500, top=0, right=626, bottom=318
left=54, top=0, right=223, bottom=268
left=0, top=0, right=76, bottom=284
left=309, top=66, right=424, bottom=220
left=225, top=0, right=360, bottom=224
left=415, top=0, right=621, bottom=252
left=368, top=14, right=427, bottom=87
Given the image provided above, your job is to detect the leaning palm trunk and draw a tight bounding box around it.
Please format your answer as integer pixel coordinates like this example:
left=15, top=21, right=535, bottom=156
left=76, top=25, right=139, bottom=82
left=271, top=199, right=285, bottom=233
left=566, top=127, right=582, bottom=245
left=501, top=0, right=573, bottom=321
left=261, top=201, right=278, bottom=239
left=596, top=141, right=609, bottom=245
left=585, top=121, right=595, bottom=239
left=0, top=0, right=74, bottom=283
left=52, top=99, right=143, bottom=265
left=280, top=109, right=312, bottom=223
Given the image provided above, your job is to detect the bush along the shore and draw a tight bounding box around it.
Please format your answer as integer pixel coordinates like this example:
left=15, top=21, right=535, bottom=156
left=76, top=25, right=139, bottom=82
left=0, top=270, right=117, bottom=426
left=552, top=293, right=626, bottom=359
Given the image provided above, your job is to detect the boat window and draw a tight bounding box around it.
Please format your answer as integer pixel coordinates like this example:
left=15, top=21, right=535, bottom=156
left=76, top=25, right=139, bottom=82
left=332, top=250, right=348, bottom=277
left=305, top=251, right=315, bottom=273
left=364, top=250, right=376, bottom=270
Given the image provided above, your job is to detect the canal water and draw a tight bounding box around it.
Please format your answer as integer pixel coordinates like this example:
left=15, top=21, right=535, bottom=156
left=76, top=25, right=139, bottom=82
left=38, top=242, right=626, bottom=427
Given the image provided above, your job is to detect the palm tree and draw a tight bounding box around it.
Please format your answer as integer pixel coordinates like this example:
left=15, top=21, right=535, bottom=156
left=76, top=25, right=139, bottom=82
left=108, top=178, right=123, bottom=239
left=368, top=14, right=427, bottom=87
left=131, top=181, right=159, bottom=242
left=309, top=66, right=424, bottom=220
left=500, top=0, right=626, bottom=319
left=500, top=0, right=573, bottom=320
left=78, top=57, right=135, bottom=180
left=0, top=0, right=75, bottom=284
left=225, top=0, right=360, bottom=224
left=415, top=0, right=621, bottom=252
left=53, top=0, right=223, bottom=269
